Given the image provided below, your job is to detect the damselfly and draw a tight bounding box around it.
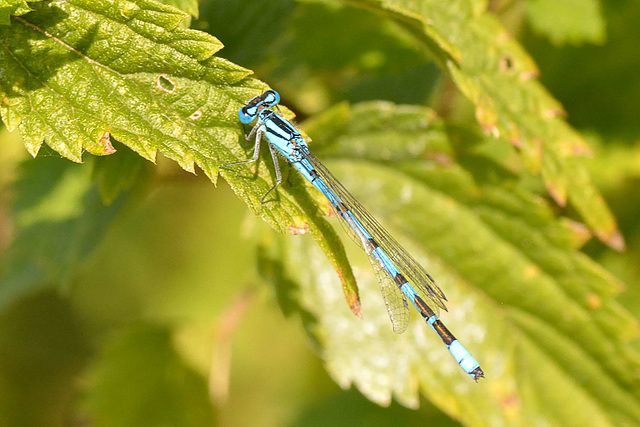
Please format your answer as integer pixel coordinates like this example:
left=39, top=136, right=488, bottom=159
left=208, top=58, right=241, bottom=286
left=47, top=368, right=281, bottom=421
left=224, top=90, right=484, bottom=381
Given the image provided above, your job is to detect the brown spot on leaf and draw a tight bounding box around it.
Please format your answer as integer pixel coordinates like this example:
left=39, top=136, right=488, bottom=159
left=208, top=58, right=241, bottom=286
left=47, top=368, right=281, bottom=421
left=586, top=293, right=601, bottom=310
left=189, top=109, right=203, bottom=120
left=499, top=392, right=520, bottom=411
left=99, top=131, right=116, bottom=154
left=520, top=70, right=539, bottom=80
left=509, top=138, right=522, bottom=148
left=571, top=142, right=592, bottom=156
left=475, top=104, right=499, bottom=138
left=425, top=152, right=452, bottom=164
left=287, top=222, right=309, bottom=235
left=544, top=108, right=566, bottom=119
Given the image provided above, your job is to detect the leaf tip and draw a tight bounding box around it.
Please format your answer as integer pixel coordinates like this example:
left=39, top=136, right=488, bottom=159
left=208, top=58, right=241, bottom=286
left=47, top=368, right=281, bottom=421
left=599, top=229, right=626, bottom=252
left=336, top=266, right=362, bottom=318
left=350, top=299, right=363, bottom=319
left=544, top=108, right=567, bottom=119
left=546, top=181, right=567, bottom=207
left=99, top=131, right=116, bottom=155
left=25, top=141, right=41, bottom=159
left=520, top=69, right=540, bottom=81
left=562, top=219, right=592, bottom=247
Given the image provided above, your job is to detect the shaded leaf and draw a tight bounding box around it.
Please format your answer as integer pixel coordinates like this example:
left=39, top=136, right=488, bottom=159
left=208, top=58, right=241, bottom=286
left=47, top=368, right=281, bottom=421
left=91, top=140, right=151, bottom=204
left=0, top=291, right=91, bottom=427
left=0, top=153, right=146, bottom=312
left=81, top=324, right=216, bottom=427
left=523, top=0, right=640, bottom=138
left=198, top=0, right=294, bottom=67
left=527, top=0, right=606, bottom=46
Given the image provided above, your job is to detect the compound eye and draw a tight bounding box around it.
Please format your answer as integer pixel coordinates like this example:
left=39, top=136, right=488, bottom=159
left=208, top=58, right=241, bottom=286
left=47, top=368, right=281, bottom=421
left=238, top=106, right=255, bottom=124
left=263, top=90, right=281, bottom=107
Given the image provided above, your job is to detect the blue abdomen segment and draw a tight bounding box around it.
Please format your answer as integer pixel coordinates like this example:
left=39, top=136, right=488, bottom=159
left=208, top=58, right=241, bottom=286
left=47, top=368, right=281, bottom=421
left=426, top=313, right=483, bottom=381
left=449, top=340, right=481, bottom=375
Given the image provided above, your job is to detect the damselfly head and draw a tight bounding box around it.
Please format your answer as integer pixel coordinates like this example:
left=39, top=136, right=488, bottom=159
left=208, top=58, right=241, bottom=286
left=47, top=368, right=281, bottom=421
left=261, top=90, right=281, bottom=107
left=239, top=90, right=281, bottom=124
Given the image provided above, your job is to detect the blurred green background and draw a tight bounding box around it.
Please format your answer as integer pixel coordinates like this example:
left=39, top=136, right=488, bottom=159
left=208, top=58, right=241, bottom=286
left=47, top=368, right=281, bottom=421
left=1, top=0, right=640, bottom=425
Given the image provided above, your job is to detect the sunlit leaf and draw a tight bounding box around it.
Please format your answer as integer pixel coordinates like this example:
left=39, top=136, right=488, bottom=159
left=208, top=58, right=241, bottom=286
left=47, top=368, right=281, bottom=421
left=259, top=101, right=640, bottom=425
left=0, top=0, right=43, bottom=24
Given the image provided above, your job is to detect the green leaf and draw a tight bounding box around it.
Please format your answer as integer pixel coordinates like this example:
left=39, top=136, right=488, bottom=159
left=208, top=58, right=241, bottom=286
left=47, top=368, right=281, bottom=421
left=0, top=0, right=240, bottom=165
left=0, top=0, right=361, bottom=314
left=337, top=0, right=622, bottom=249
left=260, top=101, right=640, bottom=424
left=0, top=0, right=42, bottom=24
left=527, top=0, right=606, bottom=46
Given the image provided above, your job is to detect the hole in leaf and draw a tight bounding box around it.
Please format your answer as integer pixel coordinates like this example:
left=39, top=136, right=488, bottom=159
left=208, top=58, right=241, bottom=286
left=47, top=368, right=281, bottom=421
left=499, top=55, right=514, bottom=72
left=156, top=74, right=176, bottom=93
left=189, top=109, right=203, bottom=120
